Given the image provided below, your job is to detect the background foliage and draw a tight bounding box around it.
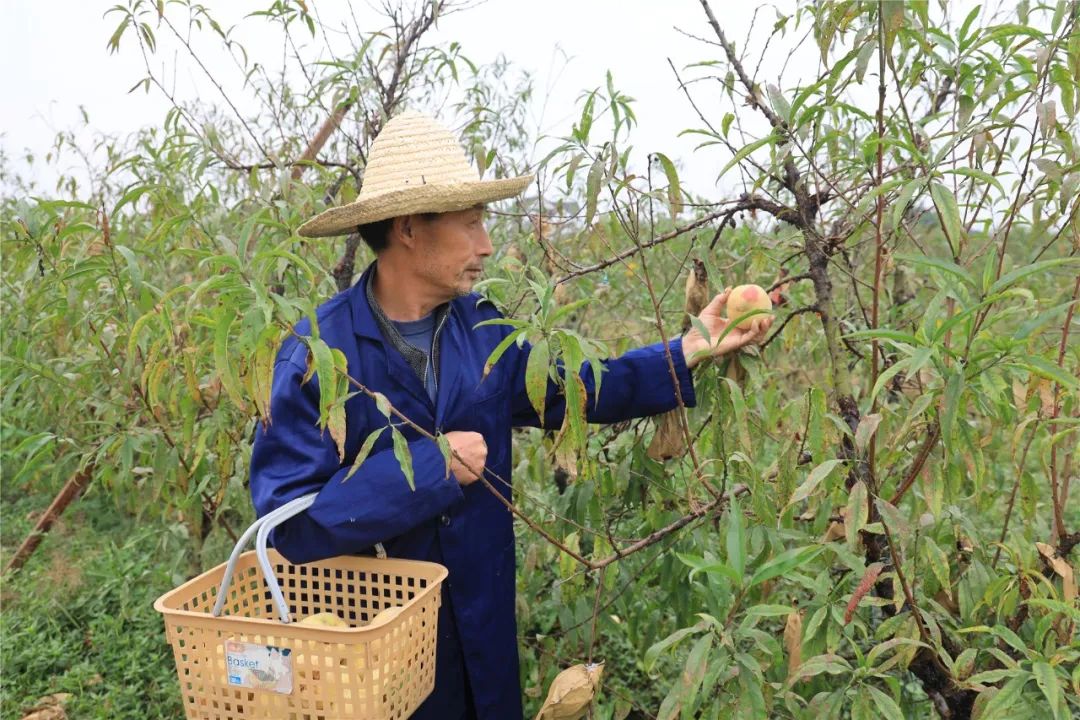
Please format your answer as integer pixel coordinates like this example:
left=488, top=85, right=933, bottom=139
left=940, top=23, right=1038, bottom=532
left=2, top=1, right=1078, bottom=718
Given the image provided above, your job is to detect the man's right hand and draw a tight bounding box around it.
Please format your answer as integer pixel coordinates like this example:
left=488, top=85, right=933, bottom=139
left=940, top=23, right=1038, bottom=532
left=444, top=431, right=487, bottom=485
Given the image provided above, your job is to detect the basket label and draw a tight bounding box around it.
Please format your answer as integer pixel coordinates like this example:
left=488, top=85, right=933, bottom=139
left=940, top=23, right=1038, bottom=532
left=224, top=640, right=293, bottom=694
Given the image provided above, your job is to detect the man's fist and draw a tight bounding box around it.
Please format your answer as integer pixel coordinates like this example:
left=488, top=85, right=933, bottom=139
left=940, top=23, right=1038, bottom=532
left=444, top=431, right=487, bottom=485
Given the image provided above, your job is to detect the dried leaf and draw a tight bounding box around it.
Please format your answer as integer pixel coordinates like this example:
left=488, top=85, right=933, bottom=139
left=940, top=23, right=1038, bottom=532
left=854, top=413, right=882, bottom=451
left=846, top=482, right=867, bottom=553
left=1036, top=542, right=1076, bottom=604
left=535, top=663, right=605, bottom=720
left=845, top=562, right=884, bottom=624
left=784, top=609, right=804, bottom=680
left=647, top=410, right=686, bottom=460
left=1036, top=100, right=1057, bottom=137
left=682, top=259, right=709, bottom=332
left=1012, top=378, right=1028, bottom=411
left=822, top=519, right=846, bottom=543
left=20, top=694, right=72, bottom=720
left=1037, top=380, right=1056, bottom=417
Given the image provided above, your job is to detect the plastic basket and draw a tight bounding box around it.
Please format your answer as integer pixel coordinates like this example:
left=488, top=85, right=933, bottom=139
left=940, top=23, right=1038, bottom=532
left=154, top=494, right=448, bottom=719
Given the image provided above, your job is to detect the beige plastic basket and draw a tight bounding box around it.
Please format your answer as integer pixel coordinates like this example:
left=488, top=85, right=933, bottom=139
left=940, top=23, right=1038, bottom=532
left=154, top=494, right=448, bottom=720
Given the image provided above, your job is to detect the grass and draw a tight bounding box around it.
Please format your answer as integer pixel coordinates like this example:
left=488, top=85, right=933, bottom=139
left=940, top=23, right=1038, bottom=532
left=1, top=485, right=186, bottom=719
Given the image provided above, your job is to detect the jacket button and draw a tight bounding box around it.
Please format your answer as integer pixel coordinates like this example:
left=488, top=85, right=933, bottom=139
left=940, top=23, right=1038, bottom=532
left=440, top=513, right=451, bottom=527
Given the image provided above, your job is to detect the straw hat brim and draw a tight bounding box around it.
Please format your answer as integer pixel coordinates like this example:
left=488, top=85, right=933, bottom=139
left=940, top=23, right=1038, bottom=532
left=297, top=174, right=534, bottom=238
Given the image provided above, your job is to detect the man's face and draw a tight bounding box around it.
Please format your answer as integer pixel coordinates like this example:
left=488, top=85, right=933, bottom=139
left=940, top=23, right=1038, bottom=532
left=407, top=205, right=493, bottom=300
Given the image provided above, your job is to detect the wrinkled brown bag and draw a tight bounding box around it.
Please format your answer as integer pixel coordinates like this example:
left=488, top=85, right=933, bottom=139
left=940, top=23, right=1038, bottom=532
left=534, top=662, right=605, bottom=720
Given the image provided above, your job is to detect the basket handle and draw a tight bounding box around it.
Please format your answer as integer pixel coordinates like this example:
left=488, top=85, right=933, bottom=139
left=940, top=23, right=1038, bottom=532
left=211, top=492, right=387, bottom=623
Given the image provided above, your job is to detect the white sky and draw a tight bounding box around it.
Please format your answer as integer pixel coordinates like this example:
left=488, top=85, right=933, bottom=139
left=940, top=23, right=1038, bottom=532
left=2, top=0, right=1000, bottom=201
left=1, top=0, right=817, bottom=198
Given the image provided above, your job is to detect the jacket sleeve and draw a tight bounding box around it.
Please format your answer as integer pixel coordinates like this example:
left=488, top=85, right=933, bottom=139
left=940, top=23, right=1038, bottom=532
left=249, top=356, right=463, bottom=565
left=509, top=335, right=697, bottom=429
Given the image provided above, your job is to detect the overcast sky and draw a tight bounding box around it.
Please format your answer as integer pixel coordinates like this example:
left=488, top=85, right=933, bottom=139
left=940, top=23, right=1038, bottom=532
left=1, top=0, right=823, bottom=198
left=3, top=0, right=995, bottom=201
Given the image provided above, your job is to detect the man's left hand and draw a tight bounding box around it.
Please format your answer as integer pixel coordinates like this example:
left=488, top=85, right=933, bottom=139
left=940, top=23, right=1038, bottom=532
left=681, top=288, right=773, bottom=369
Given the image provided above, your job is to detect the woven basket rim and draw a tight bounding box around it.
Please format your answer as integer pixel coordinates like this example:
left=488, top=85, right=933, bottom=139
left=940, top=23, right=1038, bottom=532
left=154, top=549, right=448, bottom=636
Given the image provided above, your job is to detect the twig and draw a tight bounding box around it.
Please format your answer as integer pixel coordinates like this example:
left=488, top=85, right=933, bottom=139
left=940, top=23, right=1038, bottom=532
left=869, top=0, right=888, bottom=488
left=993, top=421, right=1039, bottom=568
left=760, top=305, right=819, bottom=350
left=889, top=421, right=941, bottom=506
left=554, top=208, right=729, bottom=284
left=1050, top=273, right=1080, bottom=551
left=3, top=463, right=94, bottom=575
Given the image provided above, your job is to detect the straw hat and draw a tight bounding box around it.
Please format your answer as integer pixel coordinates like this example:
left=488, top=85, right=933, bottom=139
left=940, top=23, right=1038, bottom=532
left=297, top=110, right=533, bottom=237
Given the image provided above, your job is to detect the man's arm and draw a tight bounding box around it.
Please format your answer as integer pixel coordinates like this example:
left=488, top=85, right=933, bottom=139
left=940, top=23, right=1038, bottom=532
left=508, top=336, right=696, bottom=428
left=250, top=357, right=463, bottom=564
left=505, top=288, right=771, bottom=429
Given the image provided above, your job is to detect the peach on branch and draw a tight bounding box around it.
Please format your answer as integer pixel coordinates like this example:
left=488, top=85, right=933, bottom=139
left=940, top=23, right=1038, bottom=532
left=725, top=284, right=773, bottom=330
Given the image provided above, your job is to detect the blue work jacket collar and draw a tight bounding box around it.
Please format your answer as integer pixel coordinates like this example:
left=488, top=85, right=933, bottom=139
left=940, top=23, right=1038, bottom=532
left=350, top=262, right=386, bottom=342
left=348, top=261, right=467, bottom=427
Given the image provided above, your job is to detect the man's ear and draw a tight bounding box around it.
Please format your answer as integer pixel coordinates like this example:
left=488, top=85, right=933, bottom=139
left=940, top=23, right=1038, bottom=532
left=392, top=215, right=416, bottom=249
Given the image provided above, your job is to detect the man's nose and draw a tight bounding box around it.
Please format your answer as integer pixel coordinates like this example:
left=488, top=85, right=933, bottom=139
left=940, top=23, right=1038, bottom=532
left=476, top=226, right=494, bottom=257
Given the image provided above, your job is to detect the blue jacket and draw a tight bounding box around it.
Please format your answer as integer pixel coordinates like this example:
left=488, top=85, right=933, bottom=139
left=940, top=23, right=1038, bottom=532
left=250, top=262, right=696, bottom=719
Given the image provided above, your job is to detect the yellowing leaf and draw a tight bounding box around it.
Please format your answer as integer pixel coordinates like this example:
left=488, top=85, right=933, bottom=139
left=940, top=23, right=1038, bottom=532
left=784, top=609, right=804, bottom=681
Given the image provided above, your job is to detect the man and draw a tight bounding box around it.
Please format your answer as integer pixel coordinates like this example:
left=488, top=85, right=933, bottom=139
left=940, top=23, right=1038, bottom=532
left=249, top=110, right=771, bottom=719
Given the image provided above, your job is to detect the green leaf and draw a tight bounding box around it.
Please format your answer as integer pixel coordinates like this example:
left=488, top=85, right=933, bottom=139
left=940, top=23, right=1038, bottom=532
left=988, top=625, right=1030, bottom=657
left=436, top=432, right=453, bottom=480
left=727, top=494, right=747, bottom=578
left=343, top=427, right=385, bottom=482
left=744, top=604, right=796, bottom=618
left=987, top=257, right=1080, bottom=296
left=892, top=178, right=924, bottom=230
left=978, top=672, right=1030, bottom=720
left=786, top=459, right=845, bottom=510
left=786, top=653, right=851, bottom=685
left=942, top=167, right=1004, bottom=195
left=896, top=253, right=976, bottom=291
left=1025, top=598, right=1080, bottom=622
left=113, top=184, right=159, bottom=215
left=482, top=327, right=524, bottom=380
left=114, top=244, right=144, bottom=294
left=525, top=338, right=550, bottom=424
left=1032, top=661, right=1064, bottom=720
left=676, top=633, right=713, bottom=713
left=866, top=685, right=904, bottom=720
left=721, top=112, right=734, bottom=137
left=644, top=622, right=705, bottom=672
left=214, top=313, right=248, bottom=412
left=677, top=553, right=741, bottom=584
left=875, top=499, right=912, bottom=545
left=929, top=182, right=965, bottom=250
left=941, top=367, right=965, bottom=451
left=391, top=426, right=415, bottom=491
left=373, top=391, right=392, bottom=418
left=585, top=154, right=604, bottom=226
left=653, top=152, right=682, bottom=216
left=923, top=537, right=951, bottom=590
left=1012, top=356, right=1079, bottom=391
left=749, top=545, right=824, bottom=588
left=766, top=84, right=791, bottom=123
left=720, top=135, right=774, bottom=178
left=870, top=347, right=932, bottom=404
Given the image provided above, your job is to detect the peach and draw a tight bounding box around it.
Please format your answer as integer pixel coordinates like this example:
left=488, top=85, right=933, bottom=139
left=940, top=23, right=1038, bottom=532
left=725, top=284, right=773, bottom=330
